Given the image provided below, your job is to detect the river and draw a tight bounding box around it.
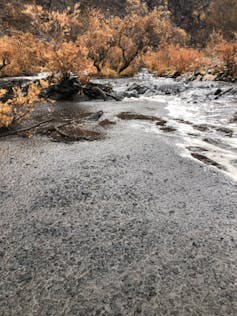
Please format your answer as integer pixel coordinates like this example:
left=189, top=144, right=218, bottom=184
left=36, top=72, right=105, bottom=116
left=94, top=71, right=237, bottom=181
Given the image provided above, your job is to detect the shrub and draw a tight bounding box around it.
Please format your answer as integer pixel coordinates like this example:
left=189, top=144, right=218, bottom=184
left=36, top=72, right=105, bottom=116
left=144, top=45, right=207, bottom=75
left=0, top=34, right=47, bottom=77
left=0, top=83, right=41, bottom=128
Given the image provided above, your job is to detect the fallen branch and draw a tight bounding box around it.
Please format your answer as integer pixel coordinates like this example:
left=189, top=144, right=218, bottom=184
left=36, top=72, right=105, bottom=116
left=105, top=93, right=122, bottom=101
left=0, top=118, right=53, bottom=138
left=55, top=124, right=90, bottom=141
left=55, top=125, right=76, bottom=139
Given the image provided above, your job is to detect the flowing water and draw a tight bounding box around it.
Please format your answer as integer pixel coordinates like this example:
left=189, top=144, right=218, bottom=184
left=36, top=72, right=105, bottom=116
left=99, top=71, right=237, bottom=181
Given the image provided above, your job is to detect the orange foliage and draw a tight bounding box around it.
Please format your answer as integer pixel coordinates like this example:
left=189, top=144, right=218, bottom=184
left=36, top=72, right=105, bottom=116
left=0, top=34, right=47, bottom=76
left=1, top=2, right=235, bottom=81
left=144, top=45, right=207, bottom=75
left=82, top=5, right=188, bottom=76
left=0, top=84, right=41, bottom=128
left=44, top=40, right=91, bottom=76
left=0, top=1, right=236, bottom=78
left=22, top=4, right=82, bottom=41
left=0, top=100, right=12, bottom=128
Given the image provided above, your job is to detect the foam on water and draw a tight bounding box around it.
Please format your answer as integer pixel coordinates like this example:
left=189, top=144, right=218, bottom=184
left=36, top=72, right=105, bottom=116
left=167, top=103, right=236, bottom=180
left=122, top=73, right=237, bottom=181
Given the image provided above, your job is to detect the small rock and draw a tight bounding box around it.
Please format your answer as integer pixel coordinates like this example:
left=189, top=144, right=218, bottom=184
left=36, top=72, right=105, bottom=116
left=214, top=88, right=222, bottom=96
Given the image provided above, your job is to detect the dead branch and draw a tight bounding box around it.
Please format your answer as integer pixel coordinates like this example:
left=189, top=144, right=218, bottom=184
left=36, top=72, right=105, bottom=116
left=0, top=118, right=53, bottom=138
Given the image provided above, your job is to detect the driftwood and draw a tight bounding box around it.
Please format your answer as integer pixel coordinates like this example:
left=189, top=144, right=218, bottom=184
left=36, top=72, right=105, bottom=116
left=54, top=125, right=90, bottom=141
left=0, top=119, right=53, bottom=138
left=104, top=92, right=122, bottom=101
left=40, top=75, right=82, bottom=100
left=40, top=75, right=120, bottom=101
left=48, top=111, right=105, bottom=141
left=83, top=85, right=107, bottom=100
left=83, top=82, right=113, bottom=100
left=0, top=73, right=121, bottom=103
left=54, top=122, right=105, bottom=141
left=0, top=111, right=108, bottom=143
left=0, top=73, right=119, bottom=141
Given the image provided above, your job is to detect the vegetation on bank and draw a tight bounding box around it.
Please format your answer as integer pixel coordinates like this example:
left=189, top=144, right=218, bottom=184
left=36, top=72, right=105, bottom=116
left=0, top=0, right=236, bottom=128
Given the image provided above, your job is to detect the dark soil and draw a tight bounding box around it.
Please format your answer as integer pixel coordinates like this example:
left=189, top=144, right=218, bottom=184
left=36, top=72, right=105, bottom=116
left=117, top=112, right=165, bottom=123
left=191, top=153, right=225, bottom=170
left=216, top=127, right=233, bottom=137
left=159, top=126, right=177, bottom=133
left=99, top=119, right=116, bottom=128
left=155, top=119, right=167, bottom=126
left=192, top=124, right=210, bottom=132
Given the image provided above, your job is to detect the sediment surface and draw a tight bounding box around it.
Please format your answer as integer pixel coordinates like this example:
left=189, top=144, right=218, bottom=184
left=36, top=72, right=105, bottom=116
left=1, top=113, right=237, bottom=315
left=1, top=74, right=237, bottom=315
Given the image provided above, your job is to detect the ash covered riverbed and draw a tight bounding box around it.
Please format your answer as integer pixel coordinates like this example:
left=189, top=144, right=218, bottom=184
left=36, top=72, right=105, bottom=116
left=0, top=73, right=237, bottom=315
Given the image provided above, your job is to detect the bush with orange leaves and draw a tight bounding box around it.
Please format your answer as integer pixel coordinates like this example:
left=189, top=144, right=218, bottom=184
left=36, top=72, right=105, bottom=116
left=2, top=1, right=236, bottom=81
left=43, top=40, right=92, bottom=77
left=0, top=83, right=42, bottom=128
left=144, top=45, right=208, bottom=75
left=0, top=4, right=92, bottom=78
left=22, top=4, right=82, bottom=42
left=82, top=4, right=187, bottom=76
left=0, top=33, right=48, bottom=77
